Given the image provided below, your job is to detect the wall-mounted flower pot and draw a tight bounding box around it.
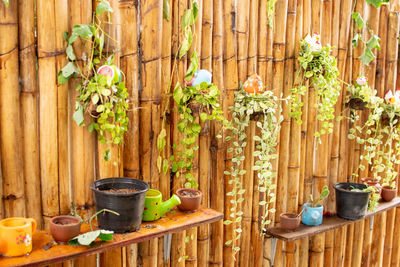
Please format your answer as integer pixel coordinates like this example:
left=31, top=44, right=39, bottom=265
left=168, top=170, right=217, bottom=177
left=347, top=98, right=367, bottom=110
left=50, top=215, right=81, bottom=243
left=280, top=213, right=301, bottom=231
left=91, top=177, right=149, bottom=233
left=176, top=188, right=202, bottom=212
left=302, top=203, right=323, bottom=226
left=334, top=182, right=371, bottom=220
left=381, top=186, right=397, bottom=202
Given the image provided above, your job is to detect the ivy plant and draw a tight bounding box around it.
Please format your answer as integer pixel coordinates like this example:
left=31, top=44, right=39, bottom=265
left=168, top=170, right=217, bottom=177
left=58, top=1, right=129, bottom=160
left=290, top=33, right=341, bottom=141
left=224, top=84, right=282, bottom=258
left=352, top=12, right=381, bottom=66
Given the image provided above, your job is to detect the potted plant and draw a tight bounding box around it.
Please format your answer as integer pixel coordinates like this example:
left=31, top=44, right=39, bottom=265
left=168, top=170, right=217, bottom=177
left=58, top=2, right=129, bottom=161
left=334, top=182, right=373, bottom=220
left=90, top=177, right=149, bottom=233
left=280, top=212, right=301, bottom=231
left=290, top=32, right=341, bottom=141
left=50, top=215, right=82, bottom=243
left=223, top=74, right=282, bottom=254
left=176, top=188, right=202, bottom=212
left=346, top=76, right=377, bottom=110
left=381, top=182, right=397, bottom=202
left=302, top=185, right=329, bottom=226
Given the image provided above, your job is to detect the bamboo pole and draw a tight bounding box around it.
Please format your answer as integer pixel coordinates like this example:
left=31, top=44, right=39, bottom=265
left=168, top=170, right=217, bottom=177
left=18, top=0, right=42, bottom=227
left=138, top=0, right=163, bottom=266
left=222, top=1, right=239, bottom=265
left=196, top=0, right=212, bottom=266
left=120, top=1, right=140, bottom=266
left=0, top=0, right=25, bottom=219
left=170, top=1, right=187, bottom=266
left=247, top=0, right=259, bottom=76
left=37, top=0, right=62, bottom=224
left=236, top=0, right=250, bottom=82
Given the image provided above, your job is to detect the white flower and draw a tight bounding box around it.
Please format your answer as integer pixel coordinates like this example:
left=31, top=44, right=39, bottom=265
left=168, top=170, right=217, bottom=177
left=385, top=89, right=400, bottom=106
left=356, top=76, right=367, bottom=86
left=304, top=32, right=321, bottom=53
left=24, top=234, right=31, bottom=246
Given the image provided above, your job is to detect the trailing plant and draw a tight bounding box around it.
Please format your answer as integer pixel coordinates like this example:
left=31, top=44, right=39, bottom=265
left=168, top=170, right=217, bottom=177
left=58, top=1, right=129, bottom=160
left=352, top=12, right=381, bottom=66
left=346, top=76, right=377, bottom=108
left=290, top=32, right=341, bottom=141
left=224, top=78, right=282, bottom=258
left=309, top=185, right=329, bottom=207
left=68, top=208, right=119, bottom=246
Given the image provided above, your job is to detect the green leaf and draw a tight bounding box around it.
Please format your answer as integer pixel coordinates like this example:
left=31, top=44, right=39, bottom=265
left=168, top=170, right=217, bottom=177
left=73, top=102, right=84, bottom=126
left=75, top=230, right=101, bottom=246
left=352, top=12, right=365, bottom=30
left=98, top=230, right=114, bottom=241
left=61, top=62, right=79, bottom=78
left=2, top=0, right=9, bottom=7
left=92, top=94, right=99, bottom=105
left=173, top=83, right=183, bottom=103
left=104, top=149, right=111, bottom=161
left=352, top=34, right=359, bottom=47
left=179, top=30, right=193, bottom=58
left=63, top=31, right=69, bottom=41
left=192, top=1, right=199, bottom=21
left=366, top=0, right=389, bottom=8
left=66, top=44, right=76, bottom=61
left=366, top=35, right=380, bottom=50
left=57, top=71, right=70, bottom=85
left=359, top=47, right=375, bottom=65
left=96, top=1, right=114, bottom=15
left=163, top=0, right=170, bottom=21
left=185, top=51, right=199, bottom=81
left=182, top=9, right=194, bottom=28
left=72, top=24, right=93, bottom=39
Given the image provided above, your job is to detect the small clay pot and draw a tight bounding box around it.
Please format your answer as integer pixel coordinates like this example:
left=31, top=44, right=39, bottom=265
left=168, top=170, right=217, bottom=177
left=280, top=213, right=301, bottom=231
left=361, top=177, right=382, bottom=193
left=381, top=186, right=397, bottom=202
left=50, top=215, right=81, bottom=243
left=176, top=188, right=202, bottom=212
left=346, top=98, right=367, bottom=110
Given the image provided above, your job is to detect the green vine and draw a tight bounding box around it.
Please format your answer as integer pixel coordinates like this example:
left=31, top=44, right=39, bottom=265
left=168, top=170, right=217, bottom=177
left=58, top=1, right=129, bottom=160
left=224, top=84, right=282, bottom=258
left=351, top=12, right=381, bottom=66
left=290, top=33, right=341, bottom=141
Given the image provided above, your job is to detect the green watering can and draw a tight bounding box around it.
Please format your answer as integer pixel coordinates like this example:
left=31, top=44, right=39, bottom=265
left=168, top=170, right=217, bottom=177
left=142, top=189, right=181, bottom=221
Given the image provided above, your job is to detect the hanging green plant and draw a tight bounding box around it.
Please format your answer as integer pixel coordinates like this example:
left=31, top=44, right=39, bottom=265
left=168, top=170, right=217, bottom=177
left=346, top=76, right=378, bottom=111
left=351, top=12, right=381, bottom=66
left=58, top=1, right=129, bottom=159
left=224, top=75, right=282, bottom=257
left=290, top=32, right=341, bottom=141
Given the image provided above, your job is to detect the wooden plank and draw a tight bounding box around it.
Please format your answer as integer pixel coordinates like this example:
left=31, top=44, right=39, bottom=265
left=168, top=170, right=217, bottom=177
left=0, top=208, right=223, bottom=267
left=265, top=198, right=400, bottom=242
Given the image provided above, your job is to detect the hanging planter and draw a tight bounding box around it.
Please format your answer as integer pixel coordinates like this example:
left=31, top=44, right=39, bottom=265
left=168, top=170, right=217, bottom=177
left=334, top=182, right=371, bottom=220
left=90, top=177, right=149, bottom=233
left=345, top=76, right=376, bottom=111
left=290, top=32, right=341, bottom=141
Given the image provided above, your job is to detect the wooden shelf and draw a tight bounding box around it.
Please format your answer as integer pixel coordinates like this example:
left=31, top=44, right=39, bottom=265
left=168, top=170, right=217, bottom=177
left=0, top=208, right=223, bottom=267
left=265, top=197, right=400, bottom=242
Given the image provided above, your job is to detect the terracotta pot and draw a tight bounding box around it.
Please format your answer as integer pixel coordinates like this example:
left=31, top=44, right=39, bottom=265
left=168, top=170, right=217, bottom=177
left=381, top=186, right=397, bottom=202
left=361, top=177, right=382, bottom=193
left=176, top=188, right=202, bottom=212
left=50, top=215, right=81, bottom=243
left=280, top=213, right=301, bottom=231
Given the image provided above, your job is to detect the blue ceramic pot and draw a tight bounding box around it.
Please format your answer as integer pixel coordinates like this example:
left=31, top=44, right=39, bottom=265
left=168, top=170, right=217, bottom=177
left=302, top=203, right=323, bottom=226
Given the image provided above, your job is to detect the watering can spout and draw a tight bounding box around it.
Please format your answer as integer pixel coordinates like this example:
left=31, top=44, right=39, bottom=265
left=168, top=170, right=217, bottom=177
left=160, top=194, right=181, bottom=217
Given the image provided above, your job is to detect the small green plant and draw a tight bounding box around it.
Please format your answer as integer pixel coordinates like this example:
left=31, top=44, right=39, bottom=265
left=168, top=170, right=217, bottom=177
left=351, top=12, right=381, bottom=66
left=309, top=185, right=330, bottom=207
left=58, top=1, right=129, bottom=160
left=290, top=32, right=341, bottom=142
left=68, top=208, right=119, bottom=246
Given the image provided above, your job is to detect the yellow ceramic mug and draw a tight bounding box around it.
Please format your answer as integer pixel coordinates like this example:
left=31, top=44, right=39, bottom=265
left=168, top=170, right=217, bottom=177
left=0, top=217, right=36, bottom=257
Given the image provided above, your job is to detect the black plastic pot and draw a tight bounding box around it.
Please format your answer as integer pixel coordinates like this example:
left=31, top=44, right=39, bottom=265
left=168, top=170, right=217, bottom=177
left=334, top=182, right=371, bottom=220
left=91, top=177, right=149, bottom=233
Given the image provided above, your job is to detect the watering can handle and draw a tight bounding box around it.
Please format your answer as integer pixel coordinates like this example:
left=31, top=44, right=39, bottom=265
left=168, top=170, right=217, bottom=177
left=27, top=218, right=37, bottom=234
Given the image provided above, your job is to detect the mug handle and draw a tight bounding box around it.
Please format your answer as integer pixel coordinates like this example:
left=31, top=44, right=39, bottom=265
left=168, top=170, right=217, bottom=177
left=27, top=218, right=37, bottom=234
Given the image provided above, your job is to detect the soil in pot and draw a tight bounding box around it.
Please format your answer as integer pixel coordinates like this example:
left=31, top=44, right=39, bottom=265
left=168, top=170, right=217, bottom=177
left=346, top=98, right=367, bottom=110
left=91, top=177, right=149, bottom=233
left=334, top=182, right=371, bottom=220
left=50, top=215, right=81, bottom=243
left=381, top=186, right=397, bottom=202
left=176, top=188, right=202, bottom=212
left=280, top=213, right=301, bottom=231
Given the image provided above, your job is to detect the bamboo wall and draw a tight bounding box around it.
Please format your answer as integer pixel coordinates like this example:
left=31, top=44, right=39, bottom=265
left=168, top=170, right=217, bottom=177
left=1, top=0, right=400, bottom=266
